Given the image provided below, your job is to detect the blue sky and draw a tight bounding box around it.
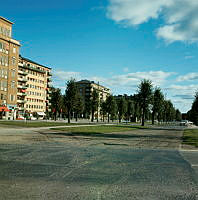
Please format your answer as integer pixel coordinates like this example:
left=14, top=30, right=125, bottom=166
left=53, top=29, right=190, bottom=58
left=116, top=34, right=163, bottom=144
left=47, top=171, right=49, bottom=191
left=1, top=0, right=198, bottom=112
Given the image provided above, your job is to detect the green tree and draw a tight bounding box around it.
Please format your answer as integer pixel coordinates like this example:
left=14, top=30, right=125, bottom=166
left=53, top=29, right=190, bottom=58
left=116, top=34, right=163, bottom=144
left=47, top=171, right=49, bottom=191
left=83, top=95, right=91, bottom=119
left=175, top=109, right=182, bottom=121
left=64, top=79, right=78, bottom=123
left=162, top=100, right=176, bottom=122
left=100, top=100, right=107, bottom=122
left=90, top=89, right=99, bottom=122
left=110, top=97, right=117, bottom=122
left=74, top=93, right=84, bottom=122
left=133, top=94, right=141, bottom=122
left=188, top=92, right=198, bottom=125
left=106, top=95, right=116, bottom=123
left=126, top=100, right=135, bottom=122
left=51, top=87, right=62, bottom=121
left=137, top=79, right=153, bottom=126
left=117, top=97, right=127, bottom=123
left=152, top=87, right=164, bottom=125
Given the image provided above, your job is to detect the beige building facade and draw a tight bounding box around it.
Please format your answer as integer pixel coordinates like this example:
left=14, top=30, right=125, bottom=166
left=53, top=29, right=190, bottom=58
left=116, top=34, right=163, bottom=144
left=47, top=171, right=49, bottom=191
left=76, top=80, right=110, bottom=119
left=0, top=16, right=52, bottom=120
left=17, top=56, right=52, bottom=118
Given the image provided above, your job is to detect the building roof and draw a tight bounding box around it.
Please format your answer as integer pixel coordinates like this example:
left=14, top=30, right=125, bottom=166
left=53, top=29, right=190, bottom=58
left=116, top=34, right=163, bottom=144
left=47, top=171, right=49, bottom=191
left=0, top=16, right=14, bottom=25
left=77, top=80, right=110, bottom=91
left=20, top=55, right=51, bottom=70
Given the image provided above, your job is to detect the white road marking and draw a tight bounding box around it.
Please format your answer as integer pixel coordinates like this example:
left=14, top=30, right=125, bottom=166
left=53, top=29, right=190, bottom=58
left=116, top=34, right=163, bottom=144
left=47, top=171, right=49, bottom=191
left=180, top=149, right=198, bottom=152
left=191, top=164, right=198, bottom=167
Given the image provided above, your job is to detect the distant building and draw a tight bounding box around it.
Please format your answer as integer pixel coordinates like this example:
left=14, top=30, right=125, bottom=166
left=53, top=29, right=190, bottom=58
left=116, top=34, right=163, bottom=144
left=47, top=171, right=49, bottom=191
left=0, top=16, right=52, bottom=120
left=76, top=80, right=110, bottom=119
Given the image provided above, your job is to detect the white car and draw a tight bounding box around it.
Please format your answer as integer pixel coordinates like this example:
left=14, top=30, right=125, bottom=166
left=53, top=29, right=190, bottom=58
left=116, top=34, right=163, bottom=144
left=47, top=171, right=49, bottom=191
left=180, top=120, right=193, bottom=126
left=29, top=114, right=37, bottom=120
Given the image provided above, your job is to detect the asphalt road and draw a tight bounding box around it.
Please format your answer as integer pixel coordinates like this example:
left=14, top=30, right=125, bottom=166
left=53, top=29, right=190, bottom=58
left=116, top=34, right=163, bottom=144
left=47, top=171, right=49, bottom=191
left=0, top=126, right=197, bottom=200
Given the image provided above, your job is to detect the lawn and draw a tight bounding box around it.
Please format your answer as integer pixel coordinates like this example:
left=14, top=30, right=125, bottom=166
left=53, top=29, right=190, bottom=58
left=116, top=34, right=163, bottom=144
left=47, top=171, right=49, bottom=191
left=0, top=121, right=92, bottom=128
left=182, top=129, right=198, bottom=147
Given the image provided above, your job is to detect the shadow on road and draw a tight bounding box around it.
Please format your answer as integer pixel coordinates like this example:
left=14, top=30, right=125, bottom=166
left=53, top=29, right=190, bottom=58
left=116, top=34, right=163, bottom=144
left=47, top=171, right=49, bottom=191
left=44, top=130, right=182, bottom=140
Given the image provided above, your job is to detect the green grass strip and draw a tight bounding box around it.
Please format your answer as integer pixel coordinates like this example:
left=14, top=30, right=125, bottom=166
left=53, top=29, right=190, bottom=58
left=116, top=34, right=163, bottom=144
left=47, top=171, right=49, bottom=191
left=182, top=129, right=198, bottom=148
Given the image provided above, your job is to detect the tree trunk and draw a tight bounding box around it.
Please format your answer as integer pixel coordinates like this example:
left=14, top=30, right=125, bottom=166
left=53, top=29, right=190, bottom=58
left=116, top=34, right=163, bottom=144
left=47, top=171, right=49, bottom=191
left=75, top=113, right=78, bottom=122
left=152, top=111, right=155, bottom=125
left=142, top=108, right=145, bottom=126
left=119, top=115, right=121, bottom=123
left=68, top=110, right=71, bottom=123
left=54, top=111, right=57, bottom=121
left=108, top=113, right=110, bottom=123
left=91, top=109, right=94, bottom=122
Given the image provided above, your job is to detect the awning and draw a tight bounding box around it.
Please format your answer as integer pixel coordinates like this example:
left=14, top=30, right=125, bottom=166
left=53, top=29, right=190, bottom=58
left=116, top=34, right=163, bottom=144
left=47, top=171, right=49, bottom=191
left=37, top=112, right=46, bottom=116
left=0, top=106, right=10, bottom=112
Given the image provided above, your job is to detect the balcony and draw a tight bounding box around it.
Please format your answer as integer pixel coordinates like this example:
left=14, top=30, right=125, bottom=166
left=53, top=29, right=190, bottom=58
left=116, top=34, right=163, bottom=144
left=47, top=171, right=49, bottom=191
left=47, top=82, right=53, bottom=87
left=47, top=102, right=52, bottom=106
left=47, top=89, right=52, bottom=94
left=47, top=96, right=51, bottom=100
left=21, top=64, right=45, bottom=74
left=18, top=85, right=28, bottom=89
left=17, top=92, right=27, bottom=96
left=18, top=70, right=28, bottom=76
left=48, top=71, right=52, bottom=76
left=18, top=77, right=28, bottom=82
left=47, top=77, right=52, bottom=82
left=17, top=99, right=26, bottom=104
left=18, top=63, right=23, bottom=67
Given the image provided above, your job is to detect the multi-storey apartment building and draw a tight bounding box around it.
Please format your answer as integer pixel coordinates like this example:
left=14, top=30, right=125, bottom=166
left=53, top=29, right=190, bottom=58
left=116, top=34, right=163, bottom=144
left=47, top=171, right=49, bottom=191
left=76, top=80, right=110, bottom=120
left=0, top=17, right=20, bottom=119
left=0, top=16, right=52, bottom=120
left=17, top=56, right=52, bottom=118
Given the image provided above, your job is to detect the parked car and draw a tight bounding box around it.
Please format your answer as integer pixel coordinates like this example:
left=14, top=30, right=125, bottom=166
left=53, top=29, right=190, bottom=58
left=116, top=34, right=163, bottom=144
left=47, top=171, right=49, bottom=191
left=180, top=120, right=193, bottom=126
left=17, top=116, right=25, bottom=120
left=30, top=116, right=37, bottom=120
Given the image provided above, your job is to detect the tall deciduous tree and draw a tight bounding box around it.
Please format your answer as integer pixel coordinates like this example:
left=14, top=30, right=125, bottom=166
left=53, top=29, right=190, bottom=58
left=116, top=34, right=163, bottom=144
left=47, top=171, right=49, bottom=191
left=175, top=109, right=182, bottom=121
left=51, top=87, right=62, bottom=121
left=152, top=87, right=164, bottom=125
left=64, top=79, right=78, bottom=123
left=117, top=97, right=127, bottom=123
left=100, top=101, right=107, bottom=122
left=106, top=95, right=116, bottom=123
left=110, top=97, right=117, bottom=122
left=137, top=79, right=153, bottom=126
left=126, top=100, right=135, bottom=122
left=74, top=93, right=84, bottom=122
left=90, top=89, right=99, bottom=122
left=188, top=92, right=198, bottom=125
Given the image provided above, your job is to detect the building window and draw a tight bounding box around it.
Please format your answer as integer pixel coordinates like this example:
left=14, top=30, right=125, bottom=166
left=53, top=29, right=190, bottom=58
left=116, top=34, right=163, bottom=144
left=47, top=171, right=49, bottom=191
left=13, top=47, right=16, bottom=54
left=11, top=69, right=16, bottom=78
left=11, top=81, right=15, bottom=88
left=12, top=57, right=16, bottom=66
left=10, top=94, right=15, bottom=102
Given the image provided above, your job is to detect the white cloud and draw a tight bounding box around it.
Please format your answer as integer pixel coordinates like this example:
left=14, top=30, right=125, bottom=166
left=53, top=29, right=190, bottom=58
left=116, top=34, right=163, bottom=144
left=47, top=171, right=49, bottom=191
left=176, top=73, right=198, bottom=82
left=88, top=71, right=174, bottom=90
left=164, top=84, right=198, bottom=112
left=166, top=84, right=198, bottom=97
left=53, top=70, right=81, bottom=81
left=53, top=70, right=174, bottom=93
left=107, top=0, right=198, bottom=43
left=184, top=55, right=194, bottom=60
